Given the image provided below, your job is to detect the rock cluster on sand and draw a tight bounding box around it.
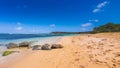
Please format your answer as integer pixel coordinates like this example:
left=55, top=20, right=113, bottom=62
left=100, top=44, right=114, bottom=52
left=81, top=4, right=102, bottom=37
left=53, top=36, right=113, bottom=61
left=19, top=42, right=31, bottom=48
left=41, top=44, right=51, bottom=50
left=32, top=44, right=63, bottom=50
left=7, top=43, right=18, bottom=49
left=32, top=45, right=42, bottom=50
left=5, top=41, right=63, bottom=50
left=6, top=42, right=32, bottom=49
left=51, top=44, right=63, bottom=49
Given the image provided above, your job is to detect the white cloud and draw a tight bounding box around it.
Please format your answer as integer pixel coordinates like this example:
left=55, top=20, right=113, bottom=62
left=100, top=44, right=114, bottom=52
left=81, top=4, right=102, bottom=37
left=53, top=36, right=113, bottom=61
left=93, top=9, right=100, bottom=13
left=16, top=27, right=23, bottom=31
left=89, top=19, right=99, bottom=22
left=97, top=1, right=108, bottom=8
left=93, top=1, right=109, bottom=13
left=50, top=24, right=55, bottom=28
left=81, top=23, right=92, bottom=27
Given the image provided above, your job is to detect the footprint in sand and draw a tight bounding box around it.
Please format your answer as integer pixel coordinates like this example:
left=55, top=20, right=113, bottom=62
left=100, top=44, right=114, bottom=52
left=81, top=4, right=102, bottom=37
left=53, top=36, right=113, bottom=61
left=75, top=58, right=79, bottom=61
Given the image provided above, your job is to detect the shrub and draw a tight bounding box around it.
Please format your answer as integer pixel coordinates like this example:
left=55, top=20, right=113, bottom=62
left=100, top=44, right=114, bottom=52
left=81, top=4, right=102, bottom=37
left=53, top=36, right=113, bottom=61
left=2, top=51, right=12, bottom=56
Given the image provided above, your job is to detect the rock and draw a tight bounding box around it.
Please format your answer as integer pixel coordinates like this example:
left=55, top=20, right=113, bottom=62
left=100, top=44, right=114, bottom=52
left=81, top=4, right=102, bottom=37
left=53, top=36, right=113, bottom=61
left=19, top=42, right=31, bottom=48
left=7, top=43, right=18, bottom=49
left=41, top=44, right=51, bottom=50
left=51, top=44, right=63, bottom=49
left=32, top=45, right=42, bottom=50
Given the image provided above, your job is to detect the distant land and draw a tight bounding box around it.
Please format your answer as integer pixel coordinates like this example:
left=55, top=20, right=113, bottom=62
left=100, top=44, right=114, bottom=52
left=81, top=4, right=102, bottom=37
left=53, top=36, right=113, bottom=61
left=51, top=31, right=93, bottom=34
left=51, top=22, right=120, bottom=34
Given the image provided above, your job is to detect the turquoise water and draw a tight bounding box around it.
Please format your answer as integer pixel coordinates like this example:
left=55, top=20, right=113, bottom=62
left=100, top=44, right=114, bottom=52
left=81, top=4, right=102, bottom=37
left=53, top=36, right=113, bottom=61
left=0, top=37, right=51, bottom=44
left=62, top=34, right=80, bottom=36
left=0, top=34, right=80, bottom=44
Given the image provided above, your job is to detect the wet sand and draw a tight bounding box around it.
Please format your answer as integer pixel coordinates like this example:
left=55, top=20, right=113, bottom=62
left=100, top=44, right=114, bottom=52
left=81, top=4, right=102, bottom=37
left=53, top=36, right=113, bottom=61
left=0, top=32, right=120, bottom=68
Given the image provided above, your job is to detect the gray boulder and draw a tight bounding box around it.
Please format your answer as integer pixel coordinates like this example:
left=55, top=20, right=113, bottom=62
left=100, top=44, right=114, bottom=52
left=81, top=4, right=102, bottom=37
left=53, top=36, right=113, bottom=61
left=19, top=42, right=31, bottom=48
left=41, top=44, right=51, bottom=50
left=51, top=44, right=63, bottom=49
left=32, top=45, right=42, bottom=50
left=7, top=43, right=18, bottom=49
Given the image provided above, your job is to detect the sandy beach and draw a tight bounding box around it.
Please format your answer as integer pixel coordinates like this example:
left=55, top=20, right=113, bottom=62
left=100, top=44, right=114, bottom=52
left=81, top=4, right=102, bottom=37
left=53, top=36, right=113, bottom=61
left=0, top=32, right=120, bottom=68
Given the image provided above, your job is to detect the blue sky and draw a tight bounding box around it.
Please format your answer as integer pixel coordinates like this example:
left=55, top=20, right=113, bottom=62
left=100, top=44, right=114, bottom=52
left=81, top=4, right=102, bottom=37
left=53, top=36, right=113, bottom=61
left=0, top=0, right=120, bottom=33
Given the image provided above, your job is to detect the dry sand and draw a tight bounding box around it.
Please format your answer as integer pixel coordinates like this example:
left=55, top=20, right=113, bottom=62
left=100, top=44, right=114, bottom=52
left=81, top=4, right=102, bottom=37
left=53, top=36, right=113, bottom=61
left=0, top=32, right=120, bottom=68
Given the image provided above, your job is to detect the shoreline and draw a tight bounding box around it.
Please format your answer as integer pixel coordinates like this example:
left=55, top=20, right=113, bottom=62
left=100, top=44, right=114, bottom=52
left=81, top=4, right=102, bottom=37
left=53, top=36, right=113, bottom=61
left=0, top=36, right=63, bottom=68
left=0, top=32, right=120, bottom=68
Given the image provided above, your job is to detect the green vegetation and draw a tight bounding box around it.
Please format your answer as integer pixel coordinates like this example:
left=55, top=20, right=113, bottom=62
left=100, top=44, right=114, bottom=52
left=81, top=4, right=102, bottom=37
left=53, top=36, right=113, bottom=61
left=93, top=22, right=120, bottom=33
left=2, top=51, right=12, bottom=56
left=51, top=31, right=93, bottom=34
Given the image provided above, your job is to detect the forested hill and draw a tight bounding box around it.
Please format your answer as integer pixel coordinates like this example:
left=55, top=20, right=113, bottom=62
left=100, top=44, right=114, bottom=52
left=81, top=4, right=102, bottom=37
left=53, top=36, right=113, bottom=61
left=51, top=32, right=93, bottom=34
left=93, top=22, right=120, bottom=33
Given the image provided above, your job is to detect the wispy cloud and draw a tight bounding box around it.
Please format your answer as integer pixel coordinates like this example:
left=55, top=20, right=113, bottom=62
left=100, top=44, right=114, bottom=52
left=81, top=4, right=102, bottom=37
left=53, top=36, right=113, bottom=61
left=89, top=19, right=99, bottom=22
left=16, top=27, right=23, bottom=31
left=93, top=9, right=100, bottom=13
left=97, top=1, right=108, bottom=8
left=93, top=1, right=109, bottom=13
left=80, top=19, right=99, bottom=31
left=16, top=22, right=23, bottom=31
left=81, top=23, right=92, bottom=27
left=50, top=24, right=56, bottom=28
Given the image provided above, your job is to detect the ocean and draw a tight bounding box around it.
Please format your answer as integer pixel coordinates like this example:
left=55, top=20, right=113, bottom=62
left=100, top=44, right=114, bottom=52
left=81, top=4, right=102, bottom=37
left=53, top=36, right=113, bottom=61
left=0, top=34, right=79, bottom=43
left=0, top=34, right=63, bottom=44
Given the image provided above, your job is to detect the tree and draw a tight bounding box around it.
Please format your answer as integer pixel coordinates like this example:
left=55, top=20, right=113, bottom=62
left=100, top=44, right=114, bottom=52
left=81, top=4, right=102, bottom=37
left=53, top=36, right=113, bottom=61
left=93, top=22, right=120, bottom=33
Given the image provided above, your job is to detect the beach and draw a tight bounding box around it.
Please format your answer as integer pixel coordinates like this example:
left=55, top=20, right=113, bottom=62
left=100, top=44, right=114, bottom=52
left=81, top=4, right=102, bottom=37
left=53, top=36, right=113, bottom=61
left=0, top=32, right=120, bottom=68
